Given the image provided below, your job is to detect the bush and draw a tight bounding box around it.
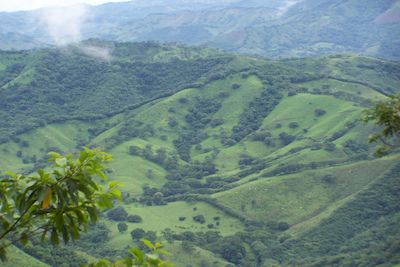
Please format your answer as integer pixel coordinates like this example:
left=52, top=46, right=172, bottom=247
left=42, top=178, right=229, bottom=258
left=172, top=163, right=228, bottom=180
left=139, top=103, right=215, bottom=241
left=131, top=228, right=146, bottom=240
left=143, top=231, right=157, bottom=243
left=279, top=132, right=296, bottom=145
left=210, top=118, right=224, bottom=127
left=314, top=108, right=327, bottom=117
left=323, top=142, right=336, bottom=151
left=168, top=118, right=178, bottom=127
left=107, top=206, right=128, bottom=221
left=193, top=215, right=206, bottom=224
left=117, top=222, right=128, bottom=233
left=20, top=140, right=29, bottom=147
left=218, top=92, right=230, bottom=98
left=181, top=241, right=195, bottom=252
left=127, top=214, right=143, bottom=223
left=178, top=97, right=189, bottom=104
left=289, top=122, right=299, bottom=129
left=322, top=174, right=336, bottom=184
left=231, top=83, right=241, bottom=90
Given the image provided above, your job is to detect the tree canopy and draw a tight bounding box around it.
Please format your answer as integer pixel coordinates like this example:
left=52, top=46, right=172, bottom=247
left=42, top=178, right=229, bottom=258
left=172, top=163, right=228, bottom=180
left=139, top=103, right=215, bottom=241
left=365, top=94, right=400, bottom=156
left=0, top=148, right=121, bottom=261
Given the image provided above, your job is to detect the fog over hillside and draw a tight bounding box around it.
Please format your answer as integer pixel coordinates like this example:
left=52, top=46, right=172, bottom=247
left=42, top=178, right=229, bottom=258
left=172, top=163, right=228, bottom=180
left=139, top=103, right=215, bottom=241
left=0, top=0, right=398, bottom=59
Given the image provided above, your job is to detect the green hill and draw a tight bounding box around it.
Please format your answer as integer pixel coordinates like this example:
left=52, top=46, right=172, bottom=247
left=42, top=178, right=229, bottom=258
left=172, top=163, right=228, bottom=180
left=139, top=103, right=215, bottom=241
left=1, top=42, right=400, bottom=266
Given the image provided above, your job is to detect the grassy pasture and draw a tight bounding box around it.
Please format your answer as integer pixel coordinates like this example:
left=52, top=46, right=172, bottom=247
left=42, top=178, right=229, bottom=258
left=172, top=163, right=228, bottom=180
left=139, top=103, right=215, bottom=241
left=214, top=157, right=396, bottom=225
left=104, top=201, right=244, bottom=249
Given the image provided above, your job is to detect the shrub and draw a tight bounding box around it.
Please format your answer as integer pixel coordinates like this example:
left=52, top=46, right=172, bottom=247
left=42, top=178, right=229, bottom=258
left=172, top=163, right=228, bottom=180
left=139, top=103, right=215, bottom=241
left=193, top=215, right=206, bottom=224
left=168, top=118, right=178, bottom=127
left=323, top=142, right=336, bottom=151
left=314, top=108, right=327, bottom=117
left=131, top=228, right=146, bottom=240
left=107, top=206, right=128, bottom=221
left=127, top=214, right=143, bottom=223
left=117, top=222, right=128, bottom=233
left=143, top=231, right=157, bottom=243
left=178, top=97, right=189, bottom=104
left=289, top=122, right=299, bottom=129
left=128, top=145, right=141, bottom=156
left=322, top=174, right=336, bottom=184
left=279, top=132, right=295, bottom=145
left=231, top=83, right=241, bottom=90
left=218, top=92, right=230, bottom=98
left=20, top=140, right=30, bottom=147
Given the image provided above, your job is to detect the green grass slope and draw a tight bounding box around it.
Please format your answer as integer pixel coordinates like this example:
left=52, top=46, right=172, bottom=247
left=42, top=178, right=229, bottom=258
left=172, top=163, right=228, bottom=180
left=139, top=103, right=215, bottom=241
left=0, top=43, right=399, bottom=266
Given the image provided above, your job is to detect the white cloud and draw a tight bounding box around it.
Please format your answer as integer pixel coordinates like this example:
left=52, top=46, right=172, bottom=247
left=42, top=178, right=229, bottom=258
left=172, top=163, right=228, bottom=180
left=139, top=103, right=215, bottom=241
left=39, top=4, right=88, bottom=45
left=0, top=0, right=131, bottom=12
left=79, top=44, right=112, bottom=61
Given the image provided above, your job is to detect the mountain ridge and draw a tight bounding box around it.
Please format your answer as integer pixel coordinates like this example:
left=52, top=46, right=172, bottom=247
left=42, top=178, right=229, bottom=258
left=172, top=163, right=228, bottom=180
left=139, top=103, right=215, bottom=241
left=0, top=0, right=399, bottom=59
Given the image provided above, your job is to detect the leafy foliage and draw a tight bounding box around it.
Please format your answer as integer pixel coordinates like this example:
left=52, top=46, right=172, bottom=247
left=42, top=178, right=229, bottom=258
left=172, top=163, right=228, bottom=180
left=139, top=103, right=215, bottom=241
left=365, top=94, right=400, bottom=156
left=0, top=148, right=121, bottom=261
left=84, top=240, right=171, bottom=267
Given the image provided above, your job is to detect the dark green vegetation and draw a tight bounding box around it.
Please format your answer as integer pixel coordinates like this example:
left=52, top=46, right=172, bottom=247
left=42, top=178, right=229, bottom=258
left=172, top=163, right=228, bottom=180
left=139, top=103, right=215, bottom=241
left=1, top=41, right=400, bottom=266
left=364, top=94, right=400, bottom=156
left=0, top=148, right=119, bottom=264
left=0, top=0, right=399, bottom=59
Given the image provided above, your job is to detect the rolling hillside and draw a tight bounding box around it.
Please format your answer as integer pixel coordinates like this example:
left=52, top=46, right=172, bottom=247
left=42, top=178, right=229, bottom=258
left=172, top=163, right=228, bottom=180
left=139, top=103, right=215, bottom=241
left=1, top=42, right=400, bottom=266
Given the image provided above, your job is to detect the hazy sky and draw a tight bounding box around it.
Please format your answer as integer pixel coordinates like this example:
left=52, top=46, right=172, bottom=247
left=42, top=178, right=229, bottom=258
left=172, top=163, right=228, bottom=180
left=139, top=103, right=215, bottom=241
left=0, top=0, right=131, bottom=12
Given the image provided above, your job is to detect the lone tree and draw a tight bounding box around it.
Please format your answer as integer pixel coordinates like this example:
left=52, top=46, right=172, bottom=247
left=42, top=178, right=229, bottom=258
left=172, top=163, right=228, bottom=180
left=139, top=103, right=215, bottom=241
left=364, top=94, right=400, bottom=156
left=117, top=222, right=128, bottom=233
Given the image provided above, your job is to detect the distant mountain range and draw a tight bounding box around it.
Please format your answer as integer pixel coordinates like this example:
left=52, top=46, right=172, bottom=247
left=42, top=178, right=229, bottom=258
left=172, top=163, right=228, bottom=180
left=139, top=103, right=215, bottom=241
left=1, top=0, right=399, bottom=59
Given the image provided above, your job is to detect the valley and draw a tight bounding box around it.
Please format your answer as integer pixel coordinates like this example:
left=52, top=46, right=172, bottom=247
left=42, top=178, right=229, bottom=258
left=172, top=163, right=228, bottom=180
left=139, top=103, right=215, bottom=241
left=0, top=41, right=399, bottom=266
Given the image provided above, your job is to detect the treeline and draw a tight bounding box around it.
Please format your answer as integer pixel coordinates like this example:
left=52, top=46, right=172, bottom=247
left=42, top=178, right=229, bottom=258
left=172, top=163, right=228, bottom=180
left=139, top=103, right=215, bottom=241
left=230, top=85, right=283, bottom=143
left=173, top=97, right=222, bottom=161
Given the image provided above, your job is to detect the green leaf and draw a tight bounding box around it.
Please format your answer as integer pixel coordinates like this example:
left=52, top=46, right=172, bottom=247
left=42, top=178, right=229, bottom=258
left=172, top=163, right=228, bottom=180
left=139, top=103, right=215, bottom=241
left=123, top=256, right=133, bottom=266
left=94, top=259, right=111, bottom=267
left=109, top=181, right=122, bottom=189
left=129, top=248, right=145, bottom=262
left=0, top=246, right=7, bottom=262
left=87, top=206, right=98, bottom=224
left=55, top=157, right=67, bottom=167
left=20, top=232, right=29, bottom=245
left=141, top=239, right=154, bottom=250
left=111, top=189, right=122, bottom=201
left=62, top=224, right=70, bottom=244
left=51, top=229, right=59, bottom=245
